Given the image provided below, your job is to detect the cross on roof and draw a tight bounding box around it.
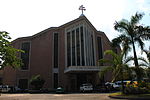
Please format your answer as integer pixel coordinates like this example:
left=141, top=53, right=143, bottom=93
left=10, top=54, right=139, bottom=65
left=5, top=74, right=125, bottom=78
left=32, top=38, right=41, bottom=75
left=79, top=5, right=86, bottom=15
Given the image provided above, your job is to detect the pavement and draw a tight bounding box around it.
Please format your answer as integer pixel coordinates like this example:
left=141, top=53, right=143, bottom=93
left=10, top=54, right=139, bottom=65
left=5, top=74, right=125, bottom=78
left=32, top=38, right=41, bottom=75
left=0, top=93, right=124, bottom=100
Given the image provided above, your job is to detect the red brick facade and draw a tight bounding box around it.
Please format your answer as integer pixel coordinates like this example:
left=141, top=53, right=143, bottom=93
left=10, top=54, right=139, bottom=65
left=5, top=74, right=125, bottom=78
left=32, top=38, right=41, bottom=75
left=1, top=16, right=118, bottom=91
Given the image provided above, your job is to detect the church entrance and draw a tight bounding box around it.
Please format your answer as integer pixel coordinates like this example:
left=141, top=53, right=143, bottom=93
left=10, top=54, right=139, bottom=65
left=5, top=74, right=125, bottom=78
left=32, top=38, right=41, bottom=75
left=70, top=73, right=96, bottom=91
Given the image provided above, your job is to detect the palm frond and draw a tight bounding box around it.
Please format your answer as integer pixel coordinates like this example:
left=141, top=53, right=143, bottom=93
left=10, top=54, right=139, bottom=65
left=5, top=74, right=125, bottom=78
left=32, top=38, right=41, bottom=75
left=98, top=59, right=113, bottom=65
left=143, top=49, right=150, bottom=62
left=104, top=50, right=118, bottom=61
left=131, top=12, right=144, bottom=26
left=137, top=57, right=149, bottom=65
left=139, top=63, right=149, bottom=67
left=99, top=66, right=113, bottom=79
left=134, top=37, right=144, bottom=50
left=124, top=56, right=134, bottom=64
left=136, top=26, right=150, bottom=40
left=111, top=34, right=130, bottom=47
left=114, top=20, right=129, bottom=33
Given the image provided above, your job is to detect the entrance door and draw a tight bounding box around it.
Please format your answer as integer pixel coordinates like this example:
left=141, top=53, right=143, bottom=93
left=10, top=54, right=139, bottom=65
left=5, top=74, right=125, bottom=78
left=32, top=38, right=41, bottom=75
left=77, top=74, right=87, bottom=90
left=71, top=79, right=76, bottom=91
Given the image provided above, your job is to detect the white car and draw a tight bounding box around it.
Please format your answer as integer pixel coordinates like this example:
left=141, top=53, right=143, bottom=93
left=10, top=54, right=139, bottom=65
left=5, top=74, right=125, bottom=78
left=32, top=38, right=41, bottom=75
left=0, top=85, right=11, bottom=92
left=113, top=81, right=122, bottom=89
left=113, top=80, right=131, bottom=89
left=80, top=83, right=93, bottom=92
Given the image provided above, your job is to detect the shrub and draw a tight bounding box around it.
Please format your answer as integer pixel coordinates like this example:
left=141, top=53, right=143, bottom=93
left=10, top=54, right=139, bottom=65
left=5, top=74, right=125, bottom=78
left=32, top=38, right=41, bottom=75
left=29, top=75, right=45, bottom=90
left=124, top=81, right=150, bottom=94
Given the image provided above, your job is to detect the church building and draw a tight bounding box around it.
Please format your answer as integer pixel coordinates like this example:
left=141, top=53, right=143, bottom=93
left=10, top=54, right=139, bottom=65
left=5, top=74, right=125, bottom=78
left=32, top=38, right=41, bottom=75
left=1, top=14, right=118, bottom=91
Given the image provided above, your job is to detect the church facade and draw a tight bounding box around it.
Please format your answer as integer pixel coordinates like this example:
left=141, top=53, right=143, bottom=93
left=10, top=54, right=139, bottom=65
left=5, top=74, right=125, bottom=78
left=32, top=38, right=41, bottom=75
left=1, top=15, right=118, bottom=91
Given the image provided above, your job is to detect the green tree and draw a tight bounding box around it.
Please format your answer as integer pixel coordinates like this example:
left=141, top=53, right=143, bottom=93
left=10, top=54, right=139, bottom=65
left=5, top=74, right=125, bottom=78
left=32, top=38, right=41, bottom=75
left=29, top=75, right=45, bottom=90
left=143, top=49, right=150, bottom=67
left=0, top=31, right=22, bottom=69
left=112, top=12, right=150, bottom=81
left=99, top=50, right=132, bottom=93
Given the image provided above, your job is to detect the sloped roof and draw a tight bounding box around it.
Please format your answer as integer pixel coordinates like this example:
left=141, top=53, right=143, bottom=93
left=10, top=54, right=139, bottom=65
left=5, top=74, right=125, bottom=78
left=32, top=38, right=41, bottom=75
left=59, top=15, right=98, bottom=32
left=12, top=15, right=103, bottom=42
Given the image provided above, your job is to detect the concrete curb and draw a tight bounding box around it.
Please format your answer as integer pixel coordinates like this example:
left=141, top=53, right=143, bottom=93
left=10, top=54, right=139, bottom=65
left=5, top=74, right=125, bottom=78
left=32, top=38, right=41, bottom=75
left=109, top=95, right=150, bottom=100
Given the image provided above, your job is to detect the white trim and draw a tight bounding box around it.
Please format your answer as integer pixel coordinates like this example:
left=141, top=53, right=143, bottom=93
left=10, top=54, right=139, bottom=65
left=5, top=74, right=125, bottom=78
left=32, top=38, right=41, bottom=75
left=64, top=21, right=97, bottom=67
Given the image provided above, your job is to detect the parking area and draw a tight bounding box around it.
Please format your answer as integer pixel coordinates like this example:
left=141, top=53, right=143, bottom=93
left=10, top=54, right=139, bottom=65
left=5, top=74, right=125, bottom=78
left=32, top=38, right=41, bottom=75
left=0, top=93, right=124, bottom=100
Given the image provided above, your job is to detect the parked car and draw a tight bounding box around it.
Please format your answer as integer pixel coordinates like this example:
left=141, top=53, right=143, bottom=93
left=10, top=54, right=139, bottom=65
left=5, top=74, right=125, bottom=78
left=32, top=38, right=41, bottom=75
left=0, top=85, right=11, bottom=93
left=80, top=83, right=93, bottom=92
left=104, top=82, right=115, bottom=91
left=56, top=87, right=65, bottom=93
left=113, top=80, right=132, bottom=90
left=13, top=86, right=22, bottom=93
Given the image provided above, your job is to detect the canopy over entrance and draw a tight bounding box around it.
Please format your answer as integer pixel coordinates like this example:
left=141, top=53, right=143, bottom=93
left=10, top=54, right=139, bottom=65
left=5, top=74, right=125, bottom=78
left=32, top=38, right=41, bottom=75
left=64, top=66, right=105, bottom=73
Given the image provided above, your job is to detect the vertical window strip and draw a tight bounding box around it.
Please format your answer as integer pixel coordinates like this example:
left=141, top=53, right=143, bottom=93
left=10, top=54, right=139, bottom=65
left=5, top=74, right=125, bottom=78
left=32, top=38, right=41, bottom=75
left=86, top=27, right=89, bottom=66
left=70, top=31, right=72, bottom=66
left=80, top=26, right=85, bottom=66
left=88, top=30, right=91, bottom=66
left=76, top=28, right=80, bottom=66
left=54, top=33, right=59, bottom=68
left=84, top=27, right=87, bottom=66
left=72, top=30, right=76, bottom=66
left=97, top=37, right=103, bottom=60
left=91, top=35, right=95, bottom=66
left=75, top=29, right=77, bottom=66
left=21, top=42, right=30, bottom=70
left=90, top=31, right=93, bottom=66
left=79, top=26, right=82, bottom=66
left=67, top=32, right=71, bottom=67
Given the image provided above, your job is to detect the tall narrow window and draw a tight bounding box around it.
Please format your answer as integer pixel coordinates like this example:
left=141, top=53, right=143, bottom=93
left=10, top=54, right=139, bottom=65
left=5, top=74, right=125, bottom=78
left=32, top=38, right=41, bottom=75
left=0, top=78, right=2, bottom=85
left=80, top=26, right=85, bottom=66
left=76, top=28, right=80, bottom=66
left=21, top=42, right=30, bottom=70
left=91, top=35, right=95, bottom=66
left=54, top=33, right=58, bottom=68
left=97, top=37, right=103, bottom=60
left=53, top=73, right=58, bottom=89
left=67, top=32, right=71, bottom=67
left=72, top=30, right=75, bottom=66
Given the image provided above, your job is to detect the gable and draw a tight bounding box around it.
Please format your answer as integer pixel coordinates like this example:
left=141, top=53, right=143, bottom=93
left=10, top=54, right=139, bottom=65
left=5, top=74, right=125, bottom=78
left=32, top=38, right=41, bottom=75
left=60, top=16, right=98, bottom=33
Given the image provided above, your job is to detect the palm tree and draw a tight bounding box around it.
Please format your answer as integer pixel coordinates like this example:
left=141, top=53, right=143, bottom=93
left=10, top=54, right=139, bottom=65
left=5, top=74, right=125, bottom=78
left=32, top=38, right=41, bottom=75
left=112, top=12, right=150, bottom=81
left=143, top=49, right=150, bottom=66
left=99, top=50, right=132, bottom=93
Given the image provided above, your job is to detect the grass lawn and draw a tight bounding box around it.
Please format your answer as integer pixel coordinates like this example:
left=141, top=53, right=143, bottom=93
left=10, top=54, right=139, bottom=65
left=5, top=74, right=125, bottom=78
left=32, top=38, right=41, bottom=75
left=109, top=92, right=150, bottom=99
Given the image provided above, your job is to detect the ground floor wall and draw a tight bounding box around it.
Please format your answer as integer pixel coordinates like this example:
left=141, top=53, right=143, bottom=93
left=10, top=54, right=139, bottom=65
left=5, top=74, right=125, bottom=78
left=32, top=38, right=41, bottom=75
left=63, top=73, right=100, bottom=92
left=1, top=70, right=111, bottom=92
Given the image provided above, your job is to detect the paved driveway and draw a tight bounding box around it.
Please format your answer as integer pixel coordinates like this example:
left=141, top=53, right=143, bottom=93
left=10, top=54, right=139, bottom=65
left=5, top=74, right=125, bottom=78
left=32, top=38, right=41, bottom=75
left=0, top=93, right=125, bottom=100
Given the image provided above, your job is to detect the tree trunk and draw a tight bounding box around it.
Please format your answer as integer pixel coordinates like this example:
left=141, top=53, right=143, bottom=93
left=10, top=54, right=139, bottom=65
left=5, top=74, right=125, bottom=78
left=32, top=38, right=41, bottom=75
left=131, top=38, right=141, bottom=82
left=121, top=67, right=125, bottom=94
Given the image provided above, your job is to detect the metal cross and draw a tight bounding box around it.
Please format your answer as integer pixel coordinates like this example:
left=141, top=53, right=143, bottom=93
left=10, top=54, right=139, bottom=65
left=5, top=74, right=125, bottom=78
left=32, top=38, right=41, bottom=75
left=79, top=5, right=86, bottom=15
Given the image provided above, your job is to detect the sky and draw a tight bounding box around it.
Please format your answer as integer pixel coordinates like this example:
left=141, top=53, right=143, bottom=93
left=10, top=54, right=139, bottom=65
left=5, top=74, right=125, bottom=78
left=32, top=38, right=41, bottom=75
left=0, top=0, right=150, bottom=54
